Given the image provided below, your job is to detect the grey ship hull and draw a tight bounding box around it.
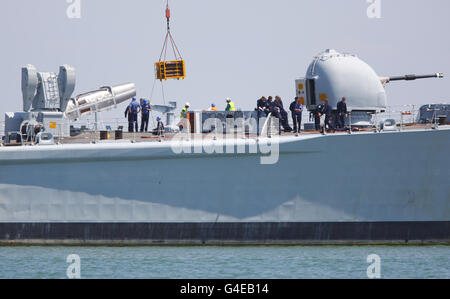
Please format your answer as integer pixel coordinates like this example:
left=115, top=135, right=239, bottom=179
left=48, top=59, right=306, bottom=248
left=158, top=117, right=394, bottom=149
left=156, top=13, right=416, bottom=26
left=0, top=222, right=448, bottom=245
left=0, top=127, right=449, bottom=245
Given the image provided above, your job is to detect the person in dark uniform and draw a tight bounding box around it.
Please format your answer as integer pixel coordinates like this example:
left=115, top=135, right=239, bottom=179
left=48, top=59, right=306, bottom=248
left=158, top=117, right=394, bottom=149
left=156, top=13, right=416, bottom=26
left=273, top=96, right=293, bottom=132
left=124, top=105, right=130, bottom=127
left=269, top=97, right=278, bottom=116
left=275, top=96, right=290, bottom=128
left=267, top=96, right=273, bottom=108
left=268, top=97, right=282, bottom=133
left=256, top=96, right=270, bottom=117
left=289, top=97, right=303, bottom=134
left=125, top=97, right=140, bottom=132
left=336, top=97, right=348, bottom=129
left=255, top=96, right=270, bottom=135
left=313, top=104, right=324, bottom=130
left=153, top=116, right=165, bottom=136
left=322, top=101, right=334, bottom=132
left=140, top=98, right=152, bottom=132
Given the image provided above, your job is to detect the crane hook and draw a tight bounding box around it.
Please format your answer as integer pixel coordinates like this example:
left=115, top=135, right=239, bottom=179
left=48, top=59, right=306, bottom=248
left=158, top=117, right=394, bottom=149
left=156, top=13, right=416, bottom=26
left=165, top=2, right=171, bottom=31
left=166, top=6, right=171, bottom=21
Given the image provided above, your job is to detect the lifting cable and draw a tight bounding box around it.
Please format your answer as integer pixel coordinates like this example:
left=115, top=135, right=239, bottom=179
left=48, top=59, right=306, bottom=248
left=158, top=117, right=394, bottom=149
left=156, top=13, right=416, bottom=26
left=151, top=0, right=185, bottom=105
left=158, top=0, right=183, bottom=62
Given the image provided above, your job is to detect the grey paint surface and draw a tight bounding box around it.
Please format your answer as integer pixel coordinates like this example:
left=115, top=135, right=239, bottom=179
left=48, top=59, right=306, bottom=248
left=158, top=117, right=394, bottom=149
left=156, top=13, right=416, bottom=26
left=1, top=128, right=449, bottom=223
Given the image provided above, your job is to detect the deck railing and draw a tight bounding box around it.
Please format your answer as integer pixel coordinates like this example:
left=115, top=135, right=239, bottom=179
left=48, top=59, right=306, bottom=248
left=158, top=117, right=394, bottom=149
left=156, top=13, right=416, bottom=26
left=0, top=103, right=447, bottom=145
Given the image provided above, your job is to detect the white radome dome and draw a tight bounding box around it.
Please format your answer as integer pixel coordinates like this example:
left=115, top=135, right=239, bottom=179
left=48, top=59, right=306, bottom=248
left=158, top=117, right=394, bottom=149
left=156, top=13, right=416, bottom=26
left=306, top=49, right=387, bottom=111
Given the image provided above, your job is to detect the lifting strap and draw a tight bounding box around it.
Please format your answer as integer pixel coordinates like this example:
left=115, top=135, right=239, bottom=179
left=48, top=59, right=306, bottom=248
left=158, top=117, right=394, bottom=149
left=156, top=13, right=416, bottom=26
left=158, top=0, right=183, bottom=62
left=152, top=1, right=184, bottom=104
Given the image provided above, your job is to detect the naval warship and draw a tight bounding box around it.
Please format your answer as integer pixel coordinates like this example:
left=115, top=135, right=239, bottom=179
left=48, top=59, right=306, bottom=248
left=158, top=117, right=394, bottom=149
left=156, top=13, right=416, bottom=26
left=0, top=49, right=448, bottom=245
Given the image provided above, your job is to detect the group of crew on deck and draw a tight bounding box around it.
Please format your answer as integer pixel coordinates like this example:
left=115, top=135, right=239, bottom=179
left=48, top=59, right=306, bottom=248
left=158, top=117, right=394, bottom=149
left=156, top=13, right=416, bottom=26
left=311, top=97, right=348, bottom=132
left=256, top=96, right=348, bottom=133
left=256, top=96, right=303, bottom=133
left=124, top=97, right=164, bottom=135
left=124, top=95, right=348, bottom=134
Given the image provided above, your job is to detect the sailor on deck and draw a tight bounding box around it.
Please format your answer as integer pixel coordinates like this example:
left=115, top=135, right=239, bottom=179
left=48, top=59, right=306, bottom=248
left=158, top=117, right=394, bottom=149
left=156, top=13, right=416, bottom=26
left=313, top=104, right=323, bottom=131
left=322, top=102, right=334, bottom=132
left=336, top=97, right=348, bottom=129
left=267, top=96, right=273, bottom=107
left=125, top=97, right=140, bottom=132
left=256, top=96, right=270, bottom=117
left=140, top=98, right=152, bottom=132
left=154, top=116, right=165, bottom=136
left=272, top=96, right=293, bottom=132
left=289, top=97, right=303, bottom=134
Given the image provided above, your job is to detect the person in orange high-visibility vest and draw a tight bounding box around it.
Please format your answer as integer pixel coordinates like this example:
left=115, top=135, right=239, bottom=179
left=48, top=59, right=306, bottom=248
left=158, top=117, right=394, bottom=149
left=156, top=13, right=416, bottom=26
left=209, top=104, right=218, bottom=111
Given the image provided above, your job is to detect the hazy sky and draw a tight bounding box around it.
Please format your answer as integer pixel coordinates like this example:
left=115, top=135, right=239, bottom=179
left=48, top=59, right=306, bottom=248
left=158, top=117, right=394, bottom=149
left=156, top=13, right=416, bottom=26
left=1, top=0, right=449, bottom=121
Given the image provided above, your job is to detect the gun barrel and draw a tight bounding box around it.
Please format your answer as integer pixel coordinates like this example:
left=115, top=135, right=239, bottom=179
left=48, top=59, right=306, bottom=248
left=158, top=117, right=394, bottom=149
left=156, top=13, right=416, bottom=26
left=388, top=73, right=444, bottom=81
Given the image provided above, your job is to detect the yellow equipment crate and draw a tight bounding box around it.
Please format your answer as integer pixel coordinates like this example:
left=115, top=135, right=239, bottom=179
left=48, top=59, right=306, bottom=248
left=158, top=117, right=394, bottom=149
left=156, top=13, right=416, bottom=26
left=155, top=60, right=186, bottom=81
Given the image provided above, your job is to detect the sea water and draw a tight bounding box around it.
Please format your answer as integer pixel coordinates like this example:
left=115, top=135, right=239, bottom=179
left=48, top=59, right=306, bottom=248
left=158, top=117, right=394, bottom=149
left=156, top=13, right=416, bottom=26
left=0, top=245, right=448, bottom=279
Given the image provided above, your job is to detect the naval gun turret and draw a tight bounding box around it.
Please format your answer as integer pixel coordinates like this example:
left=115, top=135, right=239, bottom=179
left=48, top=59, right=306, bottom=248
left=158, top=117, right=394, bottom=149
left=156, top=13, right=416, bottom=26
left=5, top=65, right=136, bottom=141
left=295, top=49, right=444, bottom=126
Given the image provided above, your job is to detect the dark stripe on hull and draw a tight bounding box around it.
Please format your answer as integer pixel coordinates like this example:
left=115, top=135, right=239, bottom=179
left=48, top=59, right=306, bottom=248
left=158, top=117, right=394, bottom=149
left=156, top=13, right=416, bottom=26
left=1, top=222, right=449, bottom=245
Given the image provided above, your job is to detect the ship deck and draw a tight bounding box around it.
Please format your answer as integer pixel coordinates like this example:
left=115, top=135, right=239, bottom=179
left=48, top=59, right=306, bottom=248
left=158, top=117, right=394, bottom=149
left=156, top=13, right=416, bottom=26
left=58, top=123, right=441, bottom=144
left=1, top=123, right=447, bottom=147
